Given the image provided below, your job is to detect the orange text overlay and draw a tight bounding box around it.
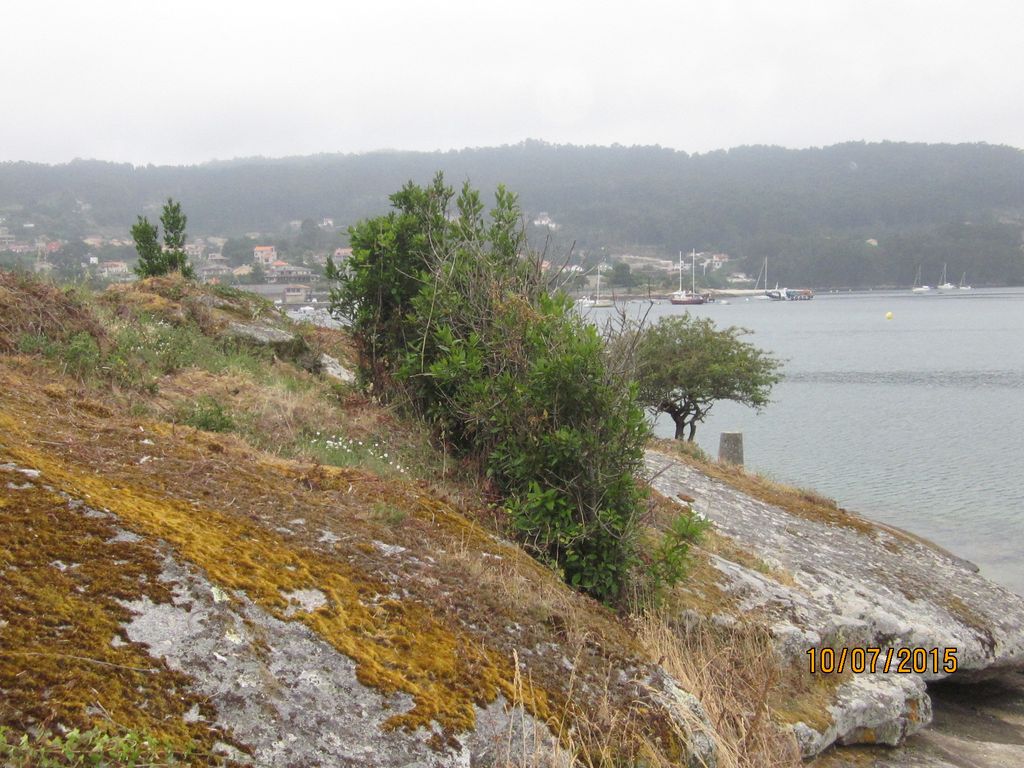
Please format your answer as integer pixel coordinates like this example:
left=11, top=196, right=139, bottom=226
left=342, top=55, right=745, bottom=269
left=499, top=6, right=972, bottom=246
left=806, top=647, right=958, bottom=674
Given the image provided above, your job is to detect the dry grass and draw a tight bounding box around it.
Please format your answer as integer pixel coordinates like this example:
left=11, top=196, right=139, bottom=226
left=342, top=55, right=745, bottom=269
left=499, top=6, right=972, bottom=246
left=637, top=613, right=803, bottom=768
left=0, top=271, right=106, bottom=354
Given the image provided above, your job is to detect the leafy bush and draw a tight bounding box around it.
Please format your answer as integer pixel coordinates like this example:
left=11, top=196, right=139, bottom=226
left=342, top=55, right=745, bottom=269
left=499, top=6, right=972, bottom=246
left=649, top=510, right=711, bottom=597
left=329, top=175, right=650, bottom=602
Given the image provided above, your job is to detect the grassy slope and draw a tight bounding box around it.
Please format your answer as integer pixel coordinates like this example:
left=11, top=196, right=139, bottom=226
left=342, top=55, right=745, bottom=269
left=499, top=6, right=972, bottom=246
left=0, top=271, right=807, bottom=766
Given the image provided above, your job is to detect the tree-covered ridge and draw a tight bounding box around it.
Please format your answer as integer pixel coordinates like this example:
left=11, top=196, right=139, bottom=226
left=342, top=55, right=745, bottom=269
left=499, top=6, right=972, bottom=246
left=2, top=141, right=1023, bottom=286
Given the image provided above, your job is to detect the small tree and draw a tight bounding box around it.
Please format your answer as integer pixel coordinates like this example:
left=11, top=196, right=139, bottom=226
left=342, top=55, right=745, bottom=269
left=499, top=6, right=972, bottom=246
left=131, top=216, right=163, bottom=277
left=632, top=315, right=782, bottom=441
left=132, top=198, right=194, bottom=278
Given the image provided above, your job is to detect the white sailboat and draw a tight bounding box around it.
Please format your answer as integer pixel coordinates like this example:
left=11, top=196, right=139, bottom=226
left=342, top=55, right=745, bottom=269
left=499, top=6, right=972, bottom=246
left=911, top=265, right=931, bottom=293
left=959, top=271, right=972, bottom=290
left=751, top=256, right=771, bottom=299
left=937, top=263, right=955, bottom=291
left=670, top=249, right=705, bottom=305
left=578, top=268, right=613, bottom=308
left=581, top=268, right=610, bottom=309
left=592, top=269, right=613, bottom=307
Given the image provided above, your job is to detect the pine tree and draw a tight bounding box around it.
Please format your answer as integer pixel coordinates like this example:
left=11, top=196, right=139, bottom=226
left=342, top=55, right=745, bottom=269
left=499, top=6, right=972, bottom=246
left=131, top=199, right=194, bottom=279
left=131, top=216, right=165, bottom=277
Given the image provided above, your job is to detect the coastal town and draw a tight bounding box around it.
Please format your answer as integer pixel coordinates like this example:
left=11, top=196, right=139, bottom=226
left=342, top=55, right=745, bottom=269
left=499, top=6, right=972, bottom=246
left=0, top=214, right=761, bottom=305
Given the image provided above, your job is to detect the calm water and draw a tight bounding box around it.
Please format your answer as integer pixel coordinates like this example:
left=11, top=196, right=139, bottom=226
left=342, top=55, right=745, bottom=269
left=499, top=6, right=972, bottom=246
left=585, top=289, right=1024, bottom=595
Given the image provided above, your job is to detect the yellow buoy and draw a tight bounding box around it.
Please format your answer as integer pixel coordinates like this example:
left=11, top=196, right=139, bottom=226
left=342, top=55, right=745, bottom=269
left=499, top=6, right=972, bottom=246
left=885, top=311, right=894, bottom=320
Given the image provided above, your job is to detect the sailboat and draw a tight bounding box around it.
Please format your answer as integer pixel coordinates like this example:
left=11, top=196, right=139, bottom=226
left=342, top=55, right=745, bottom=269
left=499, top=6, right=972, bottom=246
left=937, top=263, right=955, bottom=291
left=592, top=269, right=613, bottom=307
left=753, top=256, right=772, bottom=299
left=959, top=272, right=972, bottom=290
left=670, top=249, right=705, bottom=305
left=578, top=268, right=613, bottom=308
left=911, top=265, right=931, bottom=293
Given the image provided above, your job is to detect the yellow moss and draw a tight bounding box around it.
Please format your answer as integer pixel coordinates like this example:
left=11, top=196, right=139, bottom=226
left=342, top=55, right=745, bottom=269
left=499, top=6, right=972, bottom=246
left=0, top=409, right=550, bottom=734
left=0, top=470, right=223, bottom=754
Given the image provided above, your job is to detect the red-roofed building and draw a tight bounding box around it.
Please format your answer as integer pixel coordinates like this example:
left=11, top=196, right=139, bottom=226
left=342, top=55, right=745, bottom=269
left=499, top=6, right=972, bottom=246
left=253, top=245, right=277, bottom=266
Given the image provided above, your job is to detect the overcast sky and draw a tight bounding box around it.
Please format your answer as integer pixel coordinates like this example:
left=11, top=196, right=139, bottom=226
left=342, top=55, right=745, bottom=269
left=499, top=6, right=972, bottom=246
left=4, top=0, right=1023, bottom=165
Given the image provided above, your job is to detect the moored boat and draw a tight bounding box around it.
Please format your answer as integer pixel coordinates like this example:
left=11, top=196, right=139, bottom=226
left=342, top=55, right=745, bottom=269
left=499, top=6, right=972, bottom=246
left=670, top=248, right=705, bottom=305
left=937, top=263, right=956, bottom=291
left=911, top=265, right=931, bottom=293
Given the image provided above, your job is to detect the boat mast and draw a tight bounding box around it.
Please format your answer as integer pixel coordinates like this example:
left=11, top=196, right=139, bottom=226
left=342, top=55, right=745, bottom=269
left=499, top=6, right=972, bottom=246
left=678, top=251, right=683, bottom=293
left=691, top=249, right=697, bottom=293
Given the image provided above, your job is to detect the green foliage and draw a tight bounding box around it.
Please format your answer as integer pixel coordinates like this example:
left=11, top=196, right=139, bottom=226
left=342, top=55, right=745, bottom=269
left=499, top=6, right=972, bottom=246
left=19, top=331, right=101, bottom=379
left=372, top=502, right=408, bottom=526
left=302, top=432, right=408, bottom=476
left=103, top=320, right=262, bottom=389
left=0, top=726, right=197, bottom=767
left=131, top=216, right=164, bottom=278
left=132, top=199, right=194, bottom=279
left=630, top=315, right=783, bottom=441
left=326, top=173, right=451, bottom=385
left=18, top=306, right=267, bottom=391
left=648, top=509, right=711, bottom=597
left=159, top=199, right=192, bottom=278
left=178, top=396, right=235, bottom=433
left=329, top=175, right=650, bottom=602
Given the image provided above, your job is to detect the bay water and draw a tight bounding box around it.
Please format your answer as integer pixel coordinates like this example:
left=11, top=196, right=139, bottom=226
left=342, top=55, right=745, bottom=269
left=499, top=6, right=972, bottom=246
left=585, top=288, right=1024, bottom=595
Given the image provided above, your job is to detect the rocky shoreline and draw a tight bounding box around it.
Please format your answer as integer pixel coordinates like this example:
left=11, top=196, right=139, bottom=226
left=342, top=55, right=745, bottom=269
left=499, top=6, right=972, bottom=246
left=645, top=448, right=1024, bottom=762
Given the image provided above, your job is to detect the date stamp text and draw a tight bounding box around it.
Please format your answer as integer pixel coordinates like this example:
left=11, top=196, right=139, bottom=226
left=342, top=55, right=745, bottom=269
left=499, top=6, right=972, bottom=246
left=806, top=647, right=958, bottom=674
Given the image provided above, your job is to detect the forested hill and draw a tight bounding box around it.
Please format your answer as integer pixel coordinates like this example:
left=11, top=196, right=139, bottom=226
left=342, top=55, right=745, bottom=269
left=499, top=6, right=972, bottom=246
left=3, top=141, right=1024, bottom=287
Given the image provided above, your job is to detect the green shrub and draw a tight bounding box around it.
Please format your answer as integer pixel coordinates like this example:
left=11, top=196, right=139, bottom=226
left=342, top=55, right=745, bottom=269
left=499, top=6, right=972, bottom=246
left=179, top=397, right=235, bottom=433
left=329, top=175, right=650, bottom=603
left=17, top=332, right=55, bottom=356
left=649, top=510, right=711, bottom=597
left=18, top=330, right=100, bottom=379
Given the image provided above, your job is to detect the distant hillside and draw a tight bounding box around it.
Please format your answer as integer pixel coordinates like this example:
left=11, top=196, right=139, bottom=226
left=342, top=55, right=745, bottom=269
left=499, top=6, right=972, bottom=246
left=2, top=141, right=1023, bottom=287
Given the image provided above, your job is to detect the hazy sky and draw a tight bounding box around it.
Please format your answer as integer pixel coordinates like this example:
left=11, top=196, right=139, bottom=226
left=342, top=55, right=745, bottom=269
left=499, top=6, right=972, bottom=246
left=4, top=0, right=1023, bottom=165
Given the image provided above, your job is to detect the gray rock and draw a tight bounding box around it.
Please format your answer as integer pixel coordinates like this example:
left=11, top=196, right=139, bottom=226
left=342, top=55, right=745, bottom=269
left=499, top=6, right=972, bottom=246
left=226, top=321, right=297, bottom=346
left=645, top=449, right=1024, bottom=757
left=123, top=556, right=569, bottom=768
left=647, top=669, right=719, bottom=768
left=795, top=674, right=931, bottom=757
left=320, top=353, right=356, bottom=384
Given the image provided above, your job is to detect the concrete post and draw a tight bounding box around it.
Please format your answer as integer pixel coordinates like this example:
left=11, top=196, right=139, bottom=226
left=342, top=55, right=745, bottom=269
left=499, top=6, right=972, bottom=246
left=718, top=432, right=744, bottom=466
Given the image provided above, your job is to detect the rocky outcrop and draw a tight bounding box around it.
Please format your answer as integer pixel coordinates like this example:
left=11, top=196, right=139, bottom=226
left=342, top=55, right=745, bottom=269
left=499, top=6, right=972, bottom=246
left=124, top=555, right=566, bottom=768
left=645, top=450, right=1024, bottom=758
left=319, top=353, right=356, bottom=384
left=226, top=320, right=298, bottom=347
